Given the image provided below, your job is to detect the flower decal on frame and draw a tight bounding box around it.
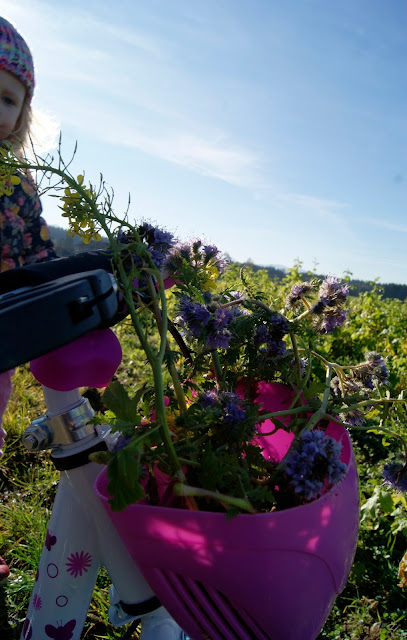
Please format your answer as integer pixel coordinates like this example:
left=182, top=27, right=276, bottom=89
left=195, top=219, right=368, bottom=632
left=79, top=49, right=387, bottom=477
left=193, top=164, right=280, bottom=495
left=65, top=551, right=92, bottom=578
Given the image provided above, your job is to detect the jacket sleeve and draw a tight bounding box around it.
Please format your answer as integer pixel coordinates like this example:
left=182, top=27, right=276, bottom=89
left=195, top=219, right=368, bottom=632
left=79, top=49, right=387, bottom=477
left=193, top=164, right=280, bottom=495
left=20, top=172, right=58, bottom=264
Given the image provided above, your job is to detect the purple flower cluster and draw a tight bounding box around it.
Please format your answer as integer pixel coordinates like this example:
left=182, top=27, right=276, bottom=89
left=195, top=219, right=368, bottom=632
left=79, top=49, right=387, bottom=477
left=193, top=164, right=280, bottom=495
left=340, top=409, right=366, bottom=427
left=363, top=351, right=389, bottom=385
left=283, top=430, right=347, bottom=501
left=286, top=281, right=315, bottom=307
left=223, top=394, right=247, bottom=423
left=165, top=239, right=227, bottom=275
left=254, top=314, right=290, bottom=357
left=332, top=352, right=389, bottom=414
left=286, top=277, right=349, bottom=334
left=311, top=277, right=349, bottom=334
left=118, top=223, right=175, bottom=269
left=196, top=390, right=256, bottom=448
left=382, top=462, right=407, bottom=493
left=201, top=391, right=247, bottom=425
left=201, top=391, right=218, bottom=407
left=177, top=294, right=234, bottom=349
left=318, top=276, right=349, bottom=306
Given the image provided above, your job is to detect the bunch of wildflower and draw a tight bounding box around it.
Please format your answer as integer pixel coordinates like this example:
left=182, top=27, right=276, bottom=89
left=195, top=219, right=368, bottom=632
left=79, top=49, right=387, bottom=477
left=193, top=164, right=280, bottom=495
left=165, top=239, right=227, bottom=292
left=60, top=175, right=102, bottom=243
left=117, top=223, right=175, bottom=271
left=0, top=147, right=21, bottom=196
left=282, top=430, right=347, bottom=502
left=176, top=292, right=237, bottom=350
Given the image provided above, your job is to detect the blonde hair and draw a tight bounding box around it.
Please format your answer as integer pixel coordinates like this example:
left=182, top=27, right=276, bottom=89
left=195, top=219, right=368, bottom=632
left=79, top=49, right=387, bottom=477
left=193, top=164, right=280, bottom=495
left=7, top=93, right=32, bottom=158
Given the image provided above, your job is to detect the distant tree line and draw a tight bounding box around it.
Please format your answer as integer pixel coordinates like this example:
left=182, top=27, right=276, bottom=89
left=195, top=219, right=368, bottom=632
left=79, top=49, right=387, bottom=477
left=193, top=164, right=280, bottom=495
left=49, top=225, right=110, bottom=256
left=49, top=226, right=407, bottom=302
left=238, top=262, right=407, bottom=302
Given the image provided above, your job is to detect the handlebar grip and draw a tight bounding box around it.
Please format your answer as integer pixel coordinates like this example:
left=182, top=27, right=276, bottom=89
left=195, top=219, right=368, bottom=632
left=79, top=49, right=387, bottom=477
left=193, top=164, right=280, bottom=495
left=0, top=269, right=118, bottom=373
left=0, top=251, right=113, bottom=294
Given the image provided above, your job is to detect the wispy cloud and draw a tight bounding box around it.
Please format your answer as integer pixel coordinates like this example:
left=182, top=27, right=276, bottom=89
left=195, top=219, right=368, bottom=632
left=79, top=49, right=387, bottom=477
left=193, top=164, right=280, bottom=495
left=4, top=0, right=263, bottom=189
left=359, top=218, right=407, bottom=234
left=62, top=105, right=262, bottom=188
left=277, top=193, right=349, bottom=224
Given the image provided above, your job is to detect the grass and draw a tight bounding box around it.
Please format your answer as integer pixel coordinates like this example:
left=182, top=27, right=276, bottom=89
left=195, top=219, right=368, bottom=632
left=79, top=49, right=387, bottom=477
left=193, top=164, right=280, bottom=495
left=1, top=354, right=407, bottom=638
left=0, top=365, right=131, bottom=639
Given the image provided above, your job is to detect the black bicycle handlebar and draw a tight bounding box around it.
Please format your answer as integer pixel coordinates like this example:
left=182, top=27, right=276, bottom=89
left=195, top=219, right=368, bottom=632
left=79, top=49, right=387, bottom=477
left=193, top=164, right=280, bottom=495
left=0, top=253, right=120, bottom=373
left=0, top=251, right=113, bottom=293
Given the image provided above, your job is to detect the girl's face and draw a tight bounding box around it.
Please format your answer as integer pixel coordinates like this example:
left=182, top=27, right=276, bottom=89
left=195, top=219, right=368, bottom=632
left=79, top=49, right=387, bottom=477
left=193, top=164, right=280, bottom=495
left=0, top=68, right=26, bottom=142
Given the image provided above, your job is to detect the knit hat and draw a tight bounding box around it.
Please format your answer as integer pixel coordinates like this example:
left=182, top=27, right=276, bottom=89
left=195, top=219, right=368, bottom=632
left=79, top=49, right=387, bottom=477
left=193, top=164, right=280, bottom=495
left=0, top=18, right=34, bottom=100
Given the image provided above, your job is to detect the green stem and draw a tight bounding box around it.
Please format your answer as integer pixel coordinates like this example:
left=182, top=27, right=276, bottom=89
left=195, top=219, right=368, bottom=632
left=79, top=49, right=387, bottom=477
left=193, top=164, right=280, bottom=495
left=303, top=363, right=333, bottom=432
left=211, top=351, right=223, bottom=385
left=173, top=483, right=256, bottom=513
left=326, top=414, right=407, bottom=463
left=339, top=397, right=406, bottom=413
left=144, top=273, right=188, bottom=412
left=289, top=330, right=303, bottom=387
left=258, top=405, right=311, bottom=422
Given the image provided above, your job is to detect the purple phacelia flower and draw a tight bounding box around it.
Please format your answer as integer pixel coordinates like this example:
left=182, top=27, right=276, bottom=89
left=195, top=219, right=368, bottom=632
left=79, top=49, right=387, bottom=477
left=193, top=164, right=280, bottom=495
left=223, top=393, right=247, bottom=423
left=118, top=223, right=174, bottom=270
left=286, top=281, right=315, bottom=307
left=364, top=351, right=389, bottom=385
left=318, top=277, right=349, bottom=306
left=178, top=296, right=211, bottom=338
left=382, top=462, right=407, bottom=493
left=177, top=294, right=234, bottom=350
left=254, top=314, right=289, bottom=356
left=200, top=391, right=249, bottom=427
left=283, top=430, right=347, bottom=501
left=318, top=308, right=348, bottom=334
left=201, top=391, right=218, bottom=408
left=307, top=277, right=349, bottom=334
left=341, top=409, right=365, bottom=427
left=165, top=239, right=227, bottom=276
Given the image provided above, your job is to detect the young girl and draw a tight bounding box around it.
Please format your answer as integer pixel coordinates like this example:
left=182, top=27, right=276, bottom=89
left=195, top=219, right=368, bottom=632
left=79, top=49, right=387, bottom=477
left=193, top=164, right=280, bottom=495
left=0, top=16, right=57, bottom=581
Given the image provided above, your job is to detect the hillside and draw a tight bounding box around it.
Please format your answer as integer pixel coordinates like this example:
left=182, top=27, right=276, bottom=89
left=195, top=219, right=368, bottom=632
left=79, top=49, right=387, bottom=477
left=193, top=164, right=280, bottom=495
left=49, top=226, right=407, bottom=302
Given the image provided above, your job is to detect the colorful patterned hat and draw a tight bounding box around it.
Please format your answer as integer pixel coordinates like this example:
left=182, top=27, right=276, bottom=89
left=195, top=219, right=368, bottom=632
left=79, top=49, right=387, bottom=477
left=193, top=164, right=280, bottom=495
left=0, top=17, right=34, bottom=100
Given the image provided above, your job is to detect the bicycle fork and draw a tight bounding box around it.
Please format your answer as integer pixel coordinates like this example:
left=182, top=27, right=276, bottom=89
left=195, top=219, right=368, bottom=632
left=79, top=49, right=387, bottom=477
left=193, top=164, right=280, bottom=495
left=20, top=387, right=157, bottom=640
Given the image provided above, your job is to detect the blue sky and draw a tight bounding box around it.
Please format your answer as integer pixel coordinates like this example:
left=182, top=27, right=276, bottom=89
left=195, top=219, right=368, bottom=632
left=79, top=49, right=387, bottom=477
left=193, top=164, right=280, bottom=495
left=2, top=0, right=407, bottom=283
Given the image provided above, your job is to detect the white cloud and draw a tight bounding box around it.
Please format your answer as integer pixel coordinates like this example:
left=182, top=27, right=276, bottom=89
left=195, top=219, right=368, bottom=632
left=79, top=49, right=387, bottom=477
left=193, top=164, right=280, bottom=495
left=2, top=0, right=264, bottom=189
left=360, top=218, right=407, bottom=234
left=277, top=193, right=349, bottom=224
left=62, top=105, right=262, bottom=188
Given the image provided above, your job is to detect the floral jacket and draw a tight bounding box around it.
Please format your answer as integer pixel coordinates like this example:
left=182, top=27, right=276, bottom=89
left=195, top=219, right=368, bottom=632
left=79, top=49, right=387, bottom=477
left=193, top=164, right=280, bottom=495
left=0, top=171, right=57, bottom=272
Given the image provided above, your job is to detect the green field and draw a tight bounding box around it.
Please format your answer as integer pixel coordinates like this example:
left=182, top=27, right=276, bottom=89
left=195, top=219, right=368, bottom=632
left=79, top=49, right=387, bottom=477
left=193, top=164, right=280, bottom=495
left=1, top=267, right=407, bottom=639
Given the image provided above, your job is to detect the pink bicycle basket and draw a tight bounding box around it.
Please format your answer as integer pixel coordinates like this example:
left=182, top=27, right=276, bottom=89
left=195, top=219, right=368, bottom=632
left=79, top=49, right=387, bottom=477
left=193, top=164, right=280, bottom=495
left=95, top=384, right=359, bottom=640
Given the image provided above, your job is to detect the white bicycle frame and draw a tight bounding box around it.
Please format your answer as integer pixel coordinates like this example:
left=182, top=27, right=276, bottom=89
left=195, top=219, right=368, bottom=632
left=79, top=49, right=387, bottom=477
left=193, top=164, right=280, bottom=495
left=20, top=384, right=160, bottom=640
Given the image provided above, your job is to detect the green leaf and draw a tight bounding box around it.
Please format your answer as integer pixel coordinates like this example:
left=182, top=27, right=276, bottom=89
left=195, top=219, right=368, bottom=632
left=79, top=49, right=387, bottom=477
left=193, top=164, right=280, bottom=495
left=106, top=441, right=146, bottom=511
left=361, top=486, right=395, bottom=524
left=378, top=490, right=396, bottom=514
left=303, top=381, right=326, bottom=399
left=103, top=380, right=143, bottom=424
